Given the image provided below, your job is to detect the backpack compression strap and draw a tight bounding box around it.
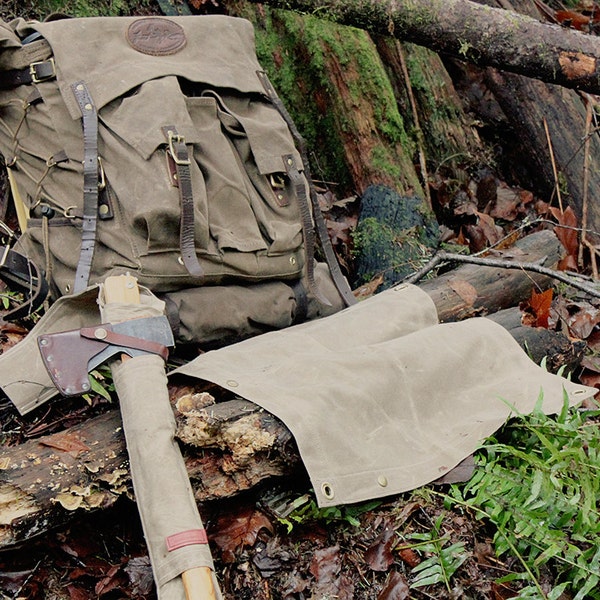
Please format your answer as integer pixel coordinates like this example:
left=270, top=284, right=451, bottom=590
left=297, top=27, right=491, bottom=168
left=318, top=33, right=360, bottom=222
left=71, top=81, right=99, bottom=294
left=257, top=71, right=357, bottom=308
left=163, top=126, right=204, bottom=279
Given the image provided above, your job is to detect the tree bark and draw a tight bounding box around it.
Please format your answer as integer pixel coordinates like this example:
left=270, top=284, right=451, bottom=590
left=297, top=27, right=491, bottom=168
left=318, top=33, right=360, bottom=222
left=243, top=0, right=600, bottom=95
left=229, top=3, right=425, bottom=196
left=0, top=230, right=573, bottom=549
left=419, top=229, right=563, bottom=320
left=469, top=0, right=600, bottom=245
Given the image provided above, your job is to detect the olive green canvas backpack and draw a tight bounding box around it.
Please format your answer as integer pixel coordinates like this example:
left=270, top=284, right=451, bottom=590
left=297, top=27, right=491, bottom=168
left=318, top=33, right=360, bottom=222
left=0, top=14, right=354, bottom=346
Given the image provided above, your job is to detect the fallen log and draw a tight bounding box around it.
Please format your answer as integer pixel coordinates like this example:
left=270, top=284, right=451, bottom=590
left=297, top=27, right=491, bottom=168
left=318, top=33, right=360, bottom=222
left=418, top=229, right=564, bottom=321
left=0, top=230, right=576, bottom=548
left=243, top=0, right=600, bottom=95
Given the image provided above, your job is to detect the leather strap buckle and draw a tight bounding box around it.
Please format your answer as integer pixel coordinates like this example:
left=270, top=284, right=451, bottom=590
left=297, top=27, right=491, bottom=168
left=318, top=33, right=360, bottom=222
left=29, top=58, right=56, bottom=84
left=167, top=130, right=191, bottom=165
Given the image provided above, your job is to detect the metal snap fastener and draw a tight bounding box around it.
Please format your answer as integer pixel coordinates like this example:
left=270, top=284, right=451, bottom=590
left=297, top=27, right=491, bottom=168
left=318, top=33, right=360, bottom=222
left=94, top=328, right=108, bottom=340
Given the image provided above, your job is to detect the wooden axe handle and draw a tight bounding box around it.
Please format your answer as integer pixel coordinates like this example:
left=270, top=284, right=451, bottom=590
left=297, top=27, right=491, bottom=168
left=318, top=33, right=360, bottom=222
left=103, top=275, right=217, bottom=600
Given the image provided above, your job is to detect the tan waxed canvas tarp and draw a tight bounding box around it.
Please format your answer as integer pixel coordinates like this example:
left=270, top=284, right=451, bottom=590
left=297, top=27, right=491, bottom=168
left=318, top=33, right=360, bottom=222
left=173, top=283, right=596, bottom=506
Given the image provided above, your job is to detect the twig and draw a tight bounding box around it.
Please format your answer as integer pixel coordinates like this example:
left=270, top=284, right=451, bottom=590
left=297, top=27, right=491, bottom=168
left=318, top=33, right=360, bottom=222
left=579, top=94, right=600, bottom=279
left=403, top=250, right=600, bottom=298
left=398, top=44, right=432, bottom=210
left=579, top=95, right=592, bottom=267
left=543, top=117, right=564, bottom=213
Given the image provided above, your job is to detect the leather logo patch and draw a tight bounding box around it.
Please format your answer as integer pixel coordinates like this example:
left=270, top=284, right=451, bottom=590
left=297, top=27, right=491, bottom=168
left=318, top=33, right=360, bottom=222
left=127, top=18, right=186, bottom=56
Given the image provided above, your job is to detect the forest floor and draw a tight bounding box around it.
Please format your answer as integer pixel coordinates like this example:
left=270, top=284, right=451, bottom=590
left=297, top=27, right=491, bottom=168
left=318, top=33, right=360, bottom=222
left=2, top=1, right=600, bottom=600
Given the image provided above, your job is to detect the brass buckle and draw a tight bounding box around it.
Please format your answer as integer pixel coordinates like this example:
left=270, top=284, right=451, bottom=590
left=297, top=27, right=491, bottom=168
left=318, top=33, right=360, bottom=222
left=97, top=157, right=106, bottom=191
left=269, top=173, right=286, bottom=189
left=167, top=130, right=191, bottom=166
left=29, top=58, right=56, bottom=84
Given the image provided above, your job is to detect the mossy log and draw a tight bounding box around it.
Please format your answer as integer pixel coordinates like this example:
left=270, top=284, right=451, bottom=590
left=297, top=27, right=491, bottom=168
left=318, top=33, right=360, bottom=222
left=229, top=2, right=424, bottom=196
left=243, top=0, right=600, bottom=95
left=374, top=38, right=484, bottom=174
left=0, top=230, right=571, bottom=549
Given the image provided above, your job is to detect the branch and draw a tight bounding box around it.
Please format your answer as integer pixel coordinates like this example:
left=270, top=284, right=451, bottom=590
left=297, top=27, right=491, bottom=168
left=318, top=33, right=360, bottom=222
left=247, top=0, right=600, bottom=94
left=405, top=251, right=600, bottom=297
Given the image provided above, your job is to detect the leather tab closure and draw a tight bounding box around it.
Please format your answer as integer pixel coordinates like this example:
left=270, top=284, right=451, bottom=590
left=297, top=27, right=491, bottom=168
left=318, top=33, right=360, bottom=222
left=165, top=529, right=208, bottom=552
left=79, top=325, right=170, bottom=362
left=162, top=125, right=204, bottom=279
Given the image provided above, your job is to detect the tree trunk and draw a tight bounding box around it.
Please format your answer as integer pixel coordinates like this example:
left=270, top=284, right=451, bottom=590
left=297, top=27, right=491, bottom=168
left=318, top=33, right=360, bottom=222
left=475, top=0, right=600, bottom=246
left=374, top=39, right=484, bottom=173
left=243, top=0, right=600, bottom=95
left=229, top=2, right=424, bottom=196
left=0, top=230, right=573, bottom=549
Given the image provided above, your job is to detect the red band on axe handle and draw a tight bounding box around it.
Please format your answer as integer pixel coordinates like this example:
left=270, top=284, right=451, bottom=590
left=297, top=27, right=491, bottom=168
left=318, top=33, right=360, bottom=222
left=166, top=529, right=209, bottom=552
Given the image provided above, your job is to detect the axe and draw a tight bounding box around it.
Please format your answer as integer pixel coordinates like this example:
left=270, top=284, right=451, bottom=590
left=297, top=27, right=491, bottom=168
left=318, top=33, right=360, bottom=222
left=39, top=274, right=220, bottom=600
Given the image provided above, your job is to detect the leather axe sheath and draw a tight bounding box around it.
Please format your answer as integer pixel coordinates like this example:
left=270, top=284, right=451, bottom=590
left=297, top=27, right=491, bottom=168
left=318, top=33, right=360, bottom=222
left=37, top=316, right=174, bottom=396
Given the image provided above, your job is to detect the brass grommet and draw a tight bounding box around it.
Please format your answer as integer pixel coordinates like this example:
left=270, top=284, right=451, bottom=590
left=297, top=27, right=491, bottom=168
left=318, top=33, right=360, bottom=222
left=321, top=482, right=335, bottom=500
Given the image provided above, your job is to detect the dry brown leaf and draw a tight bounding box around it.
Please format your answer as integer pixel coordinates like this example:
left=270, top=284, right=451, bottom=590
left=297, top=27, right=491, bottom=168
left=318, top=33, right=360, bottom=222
left=448, top=278, right=478, bottom=306
left=94, top=565, right=122, bottom=597
left=326, top=219, right=353, bottom=246
left=490, top=186, right=520, bottom=221
left=520, top=288, right=553, bottom=328
left=211, top=507, right=274, bottom=562
left=353, top=274, right=384, bottom=299
left=377, top=571, right=410, bottom=600
left=397, top=547, right=420, bottom=568
left=549, top=206, right=579, bottom=267
left=364, top=526, right=396, bottom=572
left=309, top=545, right=341, bottom=582
left=40, top=432, right=90, bottom=456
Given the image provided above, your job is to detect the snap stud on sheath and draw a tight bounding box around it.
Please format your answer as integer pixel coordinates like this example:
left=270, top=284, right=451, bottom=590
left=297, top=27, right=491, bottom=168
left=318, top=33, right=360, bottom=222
left=94, top=328, right=108, bottom=340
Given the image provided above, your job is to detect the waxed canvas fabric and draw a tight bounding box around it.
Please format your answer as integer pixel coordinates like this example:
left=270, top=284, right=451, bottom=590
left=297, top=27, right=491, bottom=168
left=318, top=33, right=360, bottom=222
left=112, top=356, right=222, bottom=599
left=174, top=283, right=596, bottom=507
left=101, top=289, right=222, bottom=599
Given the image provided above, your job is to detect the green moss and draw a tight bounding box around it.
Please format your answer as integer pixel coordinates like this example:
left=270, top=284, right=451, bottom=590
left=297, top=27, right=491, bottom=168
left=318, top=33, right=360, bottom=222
left=352, top=186, right=439, bottom=288
left=370, top=146, right=404, bottom=181
left=232, top=2, right=421, bottom=194
left=2, top=0, right=155, bottom=19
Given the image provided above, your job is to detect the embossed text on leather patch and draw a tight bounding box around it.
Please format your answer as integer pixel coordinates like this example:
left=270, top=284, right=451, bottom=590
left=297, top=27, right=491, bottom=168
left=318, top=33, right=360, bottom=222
left=127, top=18, right=186, bottom=56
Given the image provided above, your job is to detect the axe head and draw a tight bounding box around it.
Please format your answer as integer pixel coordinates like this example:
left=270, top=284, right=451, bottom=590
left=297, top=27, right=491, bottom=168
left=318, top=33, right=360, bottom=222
left=37, top=316, right=174, bottom=396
